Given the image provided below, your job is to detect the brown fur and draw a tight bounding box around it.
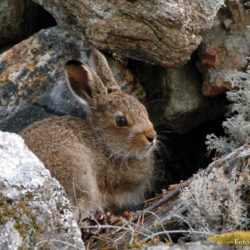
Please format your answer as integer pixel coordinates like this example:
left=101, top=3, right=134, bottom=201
left=20, top=49, right=157, bottom=220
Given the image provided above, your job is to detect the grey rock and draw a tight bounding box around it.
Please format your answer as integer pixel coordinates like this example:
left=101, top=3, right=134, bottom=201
left=32, top=0, right=224, bottom=67
left=0, top=26, right=143, bottom=133
left=156, top=64, right=226, bottom=133
left=0, top=0, right=55, bottom=48
left=0, top=105, right=54, bottom=133
left=138, top=241, right=247, bottom=249
left=0, top=131, right=84, bottom=249
left=197, top=0, right=250, bottom=96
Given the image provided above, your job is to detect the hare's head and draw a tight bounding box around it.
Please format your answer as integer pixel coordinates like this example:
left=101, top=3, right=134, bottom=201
left=65, top=49, right=156, bottom=160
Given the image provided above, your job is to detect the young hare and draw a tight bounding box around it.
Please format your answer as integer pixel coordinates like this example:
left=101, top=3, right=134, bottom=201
left=20, top=49, right=157, bottom=220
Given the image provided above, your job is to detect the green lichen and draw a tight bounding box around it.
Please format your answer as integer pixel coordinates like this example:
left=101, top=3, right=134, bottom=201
left=124, top=235, right=163, bottom=249
left=0, top=196, right=41, bottom=243
left=12, top=185, right=24, bottom=191
left=207, top=231, right=250, bottom=246
left=18, top=245, right=29, bottom=250
left=25, top=191, right=34, bottom=200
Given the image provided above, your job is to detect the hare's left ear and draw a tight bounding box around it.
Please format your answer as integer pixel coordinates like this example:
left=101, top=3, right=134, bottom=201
left=88, top=49, right=121, bottom=93
left=65, top=60, right=107, bottom=105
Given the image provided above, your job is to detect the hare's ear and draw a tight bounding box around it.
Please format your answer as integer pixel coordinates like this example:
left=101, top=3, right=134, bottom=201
left=88, top=49, right=121, bottom=93
left=65, top=60, right=107, bottom=104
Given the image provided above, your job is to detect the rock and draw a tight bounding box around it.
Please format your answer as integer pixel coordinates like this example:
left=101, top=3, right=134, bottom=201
left=197, top=0, right=250, bottom=96
left=0, top=0, right=30, bottom=47
left=0, top=26, right=144, bottom=133
left=0, top=0, right=56, bottom=48
left=32, top=0, right=224, bottom=67
left=145, top=63, right=226, bottom=133
left=137, top=241, right=243, bottom=250
left=0, top=131, right=84, bottom=249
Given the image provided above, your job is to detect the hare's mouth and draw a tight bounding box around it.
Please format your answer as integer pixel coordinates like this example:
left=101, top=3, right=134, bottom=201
left=135, top=144, right=155, bottom=160
left=109, top=143, right=155, bottom=160
left=125, top=141, right=155, bottom=160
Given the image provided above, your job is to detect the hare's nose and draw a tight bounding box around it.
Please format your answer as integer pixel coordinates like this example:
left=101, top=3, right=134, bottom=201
left=146, top=134, right=155, bottom=143
left=144, top=128, right=156, bottom=143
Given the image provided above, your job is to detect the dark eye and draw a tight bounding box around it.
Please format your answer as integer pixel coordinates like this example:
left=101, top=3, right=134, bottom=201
left=115, top=116, right=128, bottom=127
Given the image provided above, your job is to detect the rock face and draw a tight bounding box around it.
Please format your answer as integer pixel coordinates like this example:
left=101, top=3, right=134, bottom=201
left=0, top=131, right=84, bottom=249
left=32, top=0, right=224, bottom=67
left=0, top=0, right=56, bottom=48
left=161, top=63, right=226, bottom=133
left=0, top=26, right=144, bottom=133
left=132, top=62, right=226, bottom=133
left=139, top=241, right=241, bottom=250
left=0, top=0, right=30, bottom=47
left=198, top=0, right=250, bottom=96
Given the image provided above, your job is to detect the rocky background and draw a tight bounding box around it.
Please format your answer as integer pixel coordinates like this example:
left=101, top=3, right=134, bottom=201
left=0, top=0, right=249, bottom=249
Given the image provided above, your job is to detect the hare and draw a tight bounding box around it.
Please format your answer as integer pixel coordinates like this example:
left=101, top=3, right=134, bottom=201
left=20, top=49, right=157, bottom=221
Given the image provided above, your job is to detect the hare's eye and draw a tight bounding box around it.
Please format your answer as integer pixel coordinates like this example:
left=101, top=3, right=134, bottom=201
left=115, top=116, right=128, bottom=127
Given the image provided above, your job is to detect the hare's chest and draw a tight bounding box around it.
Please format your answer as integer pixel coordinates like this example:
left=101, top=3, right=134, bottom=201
left=97, top=157, right=154, bottom=194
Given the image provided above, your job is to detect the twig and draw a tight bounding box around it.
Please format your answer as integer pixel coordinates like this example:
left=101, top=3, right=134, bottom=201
left=145, top=179, right=190, bottom=212
left=35, top=239, right=82, bottom=250
left=144, top=230, right=214, bottom=242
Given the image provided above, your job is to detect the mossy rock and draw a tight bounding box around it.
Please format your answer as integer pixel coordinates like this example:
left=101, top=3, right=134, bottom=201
left=207, top=231, right=250, bottom=247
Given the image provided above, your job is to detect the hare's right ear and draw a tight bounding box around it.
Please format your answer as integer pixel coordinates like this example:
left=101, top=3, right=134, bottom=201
left=88, top=49, right=121, bottom=93
left=65, top=60, right=107, bottom=104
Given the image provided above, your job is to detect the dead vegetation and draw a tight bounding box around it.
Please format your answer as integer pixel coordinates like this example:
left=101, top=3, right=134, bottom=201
left=79, top=144, right=249, bottom=249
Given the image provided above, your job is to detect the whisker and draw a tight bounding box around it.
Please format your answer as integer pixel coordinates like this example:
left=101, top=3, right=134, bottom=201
left=156, top=135, right=169, bottom=142
left=157, top=130, right=173, bottom=134
left=148, top=99, right=166, bottom=104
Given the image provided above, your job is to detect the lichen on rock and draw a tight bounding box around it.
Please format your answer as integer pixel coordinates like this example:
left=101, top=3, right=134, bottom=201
left=180, top=145, right=250, bottom=240
left=0, top=131, right=84, bottom=249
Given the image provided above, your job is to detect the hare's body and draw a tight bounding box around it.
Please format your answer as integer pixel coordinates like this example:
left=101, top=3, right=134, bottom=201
left=21, top=116, right=154, bottom=214
left=20, top=49, right=156, bottom=220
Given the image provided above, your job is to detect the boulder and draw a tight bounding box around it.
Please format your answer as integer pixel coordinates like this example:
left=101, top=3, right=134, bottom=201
left=137, top=241, right=241, bottom=250
left=0, top=26, right=144, bottom=133
left=0, top=0, right=30, bottom=47
left=0, top=131, right=84, bottom=249
left=32, top=0, right=224, bottom=67
left=197, top=0, right=250, bottom=96
left=137, top=63, right=227, bottom=133
left=0, top=0, right=56, bottom=48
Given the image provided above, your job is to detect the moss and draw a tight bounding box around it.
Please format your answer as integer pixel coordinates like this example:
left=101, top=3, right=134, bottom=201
left=18, top=245, right=29, bottom=250
left=207, top=231, right=250, bottom=246
left=0, top=196, right=41, bottom=242
left=244, top=193, right=250, bottom=201
left=34, top=206, right=40, bottom=211
left=25, top=191, right=34, bottom=200
left=12, top=185, right=24, bottom=191
left=124, top=235, right=162, bottom=249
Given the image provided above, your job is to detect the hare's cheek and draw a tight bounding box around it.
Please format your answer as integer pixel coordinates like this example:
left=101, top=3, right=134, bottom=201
left=130, top=134, right=148, bottom=152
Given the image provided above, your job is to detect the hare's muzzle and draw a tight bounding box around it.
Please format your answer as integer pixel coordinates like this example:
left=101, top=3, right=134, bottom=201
left=131, top=124, right=156, bottom=153
left=144, top=127, right=157, bottom=146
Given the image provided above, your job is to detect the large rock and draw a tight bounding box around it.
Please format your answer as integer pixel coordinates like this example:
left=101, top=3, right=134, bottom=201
left=161, top=63, right=226, bottom=132
left=0, top=0, right=30, bottom=47
left=138, top=241, right=244, bottom=250
left=32, top=0, right=224, bottom=67
left=0, top=0, right=56, bottom=48
left=135, top=62, right=227, bottom=133
left=0, top=131, right=84, bottom=249
left=0, top=26, right=144, bottom=133
left=197, top=0, right=250, bottom=96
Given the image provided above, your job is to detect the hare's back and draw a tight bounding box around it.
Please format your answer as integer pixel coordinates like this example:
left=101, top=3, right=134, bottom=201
left=20, top=116, right=95, bottom=166
left=20, top=116, right=101, bottom=207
